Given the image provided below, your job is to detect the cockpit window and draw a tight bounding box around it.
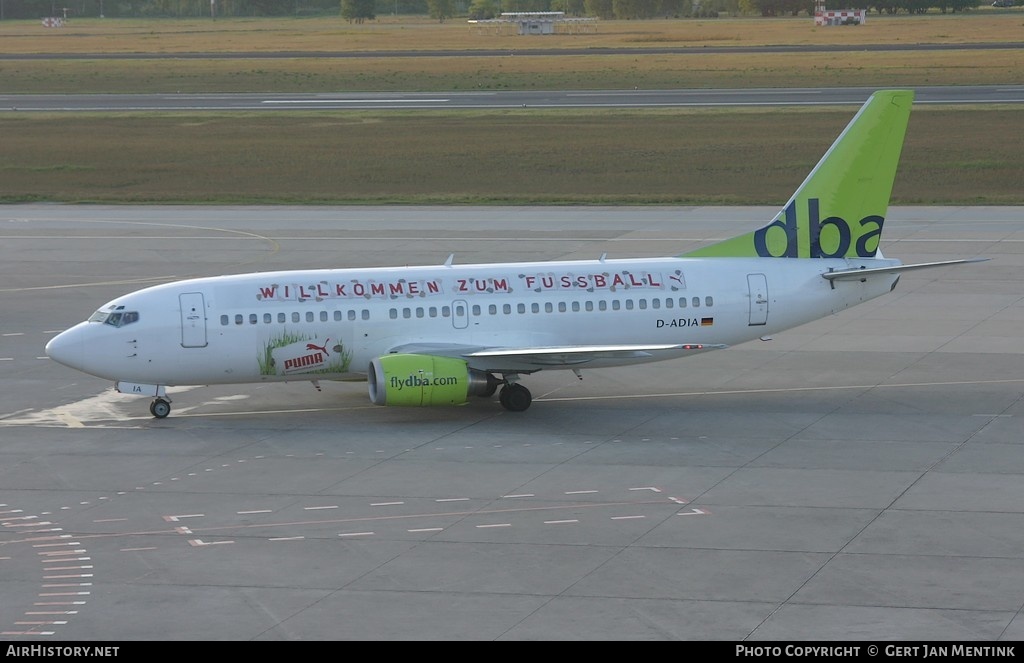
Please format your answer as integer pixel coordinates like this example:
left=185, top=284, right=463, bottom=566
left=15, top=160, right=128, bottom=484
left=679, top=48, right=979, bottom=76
left=88, top=305, right=139, bottom=328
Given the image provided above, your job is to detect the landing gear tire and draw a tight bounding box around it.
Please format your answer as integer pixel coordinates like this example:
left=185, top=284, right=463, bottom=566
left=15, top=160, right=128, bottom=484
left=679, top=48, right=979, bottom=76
left=149, top=398, right=171, bottom=419
left=499, top=384, right=532, bottom=412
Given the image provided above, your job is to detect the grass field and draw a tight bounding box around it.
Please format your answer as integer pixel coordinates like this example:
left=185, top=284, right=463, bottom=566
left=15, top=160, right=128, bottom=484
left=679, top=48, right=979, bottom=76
left=3, top=14, right=1023, bottom=54
left=1, top=14, right=1021, bottom=204
left=1, top=15, right=1022, bottom=92
left=3, top=107, right=1022, bottom=205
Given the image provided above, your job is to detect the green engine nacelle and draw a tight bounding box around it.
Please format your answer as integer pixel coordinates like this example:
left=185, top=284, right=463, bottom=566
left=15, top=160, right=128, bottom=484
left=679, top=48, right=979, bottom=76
left=368, top=354, right=498, bottom=407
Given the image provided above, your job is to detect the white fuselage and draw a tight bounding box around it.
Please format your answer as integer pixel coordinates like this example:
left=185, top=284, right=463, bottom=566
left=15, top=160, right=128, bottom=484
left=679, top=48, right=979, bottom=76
left=45, top=255, right=900, bottom=386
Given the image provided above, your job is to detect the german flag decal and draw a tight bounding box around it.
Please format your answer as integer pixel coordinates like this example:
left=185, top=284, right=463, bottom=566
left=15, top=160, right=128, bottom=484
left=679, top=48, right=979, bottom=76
left=701, top=317, right=714, bottom=327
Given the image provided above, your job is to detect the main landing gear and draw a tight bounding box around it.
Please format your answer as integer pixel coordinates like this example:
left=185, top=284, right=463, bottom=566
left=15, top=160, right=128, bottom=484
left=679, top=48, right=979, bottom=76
left=498, top=382, right=532, bottom=412
left=474, top=372, right=532, bottom=411
left=149, top=398, right=171, bottom=419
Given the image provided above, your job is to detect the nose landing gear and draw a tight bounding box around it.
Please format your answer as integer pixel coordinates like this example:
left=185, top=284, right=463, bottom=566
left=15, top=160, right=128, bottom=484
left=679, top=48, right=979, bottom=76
left=149, top=398, right=171, bottom=419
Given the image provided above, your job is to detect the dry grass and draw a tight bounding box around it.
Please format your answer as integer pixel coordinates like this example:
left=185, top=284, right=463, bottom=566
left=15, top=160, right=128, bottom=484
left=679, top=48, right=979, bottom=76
left=2, top=49, right=1023, bottom=93
left=2, top=15, right=1024, bottom=54
left=2, top=107, right=1021, bottom=205
left=1, top=14, right=1020, bottom=93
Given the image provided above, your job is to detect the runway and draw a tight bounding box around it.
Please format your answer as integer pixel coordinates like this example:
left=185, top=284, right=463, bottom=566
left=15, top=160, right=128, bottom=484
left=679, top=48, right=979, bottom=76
left=3, top=85, right=1024, bottom=112
left=2, top=204, right=1024, bottom=640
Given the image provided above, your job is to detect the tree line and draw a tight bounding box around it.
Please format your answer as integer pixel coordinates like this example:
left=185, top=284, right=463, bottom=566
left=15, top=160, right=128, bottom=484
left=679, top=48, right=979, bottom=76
left=0, top=0, right=980, bottom=20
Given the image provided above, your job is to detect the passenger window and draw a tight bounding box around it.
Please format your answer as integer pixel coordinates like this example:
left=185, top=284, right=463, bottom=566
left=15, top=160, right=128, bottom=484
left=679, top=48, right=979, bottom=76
left=235, top=314, right=243, bottom=325
left=264, top=313, right=272, bottom=324
left=472, top=305, right=481, bottom=316
left=292, top=312, right=300, bottom=323
left=652, top=299, right=660, bottom=310
left=544, top=302, right=553, bottom=313
left=389, top=309, right=398, bottom=320
left=402, top=308, right=411, bottom=319
left=585, top=301, right=593, bottom=312
left=518, top=303, right=526, bottom=314
left=503, top=304, right=511, bottom=315
left=278, top=312, right=286, bottom=323
left=249, top=314, right=258, bottom=325
left=679, top=298, right=687, bottom=308
left=692, top=297, right=700, bottom=308
left=665, top=298, right=673, bottom=309
left=361, top=310, right=369, bottom=320
left=599, top=301, right=607, bottom=311
left=416, top=307, right=425, bottom=318
left=306, top=312, right=314, bottom=322
left=558, top=302, right=566, bottom=313
left=706, top=296, right=714, bottom=307
left=531, top=303, right=540, bottom=313
left=348, top=310, right=356, bottom=321
left=334, top=310, right=342, bottom=321
left=220, top=315, right=229, bottom=326
left=612, top=300, right=620, bottom=311
left=639, top=300, right=647, bottom=310
left=572, top=301, right=580, bottom=312
left=625, top=300, right=634, bottom=310
left=430, top=307, right=438, bottom=318
left=320, top=311, right=328, bottom=322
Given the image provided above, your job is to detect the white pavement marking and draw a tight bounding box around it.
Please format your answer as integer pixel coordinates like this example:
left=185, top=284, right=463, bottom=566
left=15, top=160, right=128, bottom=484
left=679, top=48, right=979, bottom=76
left=476, top=523, right=511, bottom=529
left=187, top=539, right=234, bottom=547
left=565, top=490, right=598, bottom=495
left=370, top=501, right=404, bottom=506
left=544, top=519, right=579, bottom=525
left=611, top=515, right=647, bottom=520
left=163, top=514, right=205, bottom=522
left=677, top=508, right=709, bottom=516
left=0, top=386, right=200, bottom=427
left=1, top=631, right=55, bottom=636
left=338, top=532, right=374, bottom=537
left=32, top=542, right=81, bottom=548
left=435, top=498, right=469, bottom=502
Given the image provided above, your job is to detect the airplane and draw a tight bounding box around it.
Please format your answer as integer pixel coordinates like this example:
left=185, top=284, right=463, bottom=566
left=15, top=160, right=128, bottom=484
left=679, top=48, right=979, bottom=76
left=45, top=89, right=982, bottom=418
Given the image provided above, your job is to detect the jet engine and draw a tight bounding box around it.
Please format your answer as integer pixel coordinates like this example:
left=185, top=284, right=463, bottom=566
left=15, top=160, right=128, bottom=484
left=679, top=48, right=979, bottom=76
left=368, top=354, right=500, bottom=407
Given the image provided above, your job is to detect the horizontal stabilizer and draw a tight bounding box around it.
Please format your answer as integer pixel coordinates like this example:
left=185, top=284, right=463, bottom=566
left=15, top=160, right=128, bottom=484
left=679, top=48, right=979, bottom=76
left=822, top=258, right=988, bottom=282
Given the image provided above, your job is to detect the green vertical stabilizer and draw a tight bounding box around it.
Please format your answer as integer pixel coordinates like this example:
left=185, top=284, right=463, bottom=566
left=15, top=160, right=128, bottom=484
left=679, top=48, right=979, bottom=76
left=684, top=90, right=914, bottom=259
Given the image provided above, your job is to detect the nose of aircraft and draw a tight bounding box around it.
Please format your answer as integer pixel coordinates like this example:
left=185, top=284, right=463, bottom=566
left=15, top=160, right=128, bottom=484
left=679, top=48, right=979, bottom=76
left=45, top=323, right=90, bottom=373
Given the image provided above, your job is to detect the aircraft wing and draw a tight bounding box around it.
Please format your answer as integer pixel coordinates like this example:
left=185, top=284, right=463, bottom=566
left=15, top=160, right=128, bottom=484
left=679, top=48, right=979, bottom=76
left=388, top=342, right=727, bottom=372
left=822, top=258, right=988, bottom=282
